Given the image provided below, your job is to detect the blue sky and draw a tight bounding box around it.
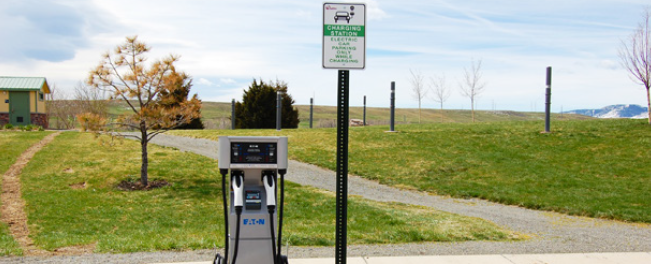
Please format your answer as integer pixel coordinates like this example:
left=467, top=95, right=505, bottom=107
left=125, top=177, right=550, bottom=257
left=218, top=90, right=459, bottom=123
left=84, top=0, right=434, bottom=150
left=0, top=0, right=648, bottom=111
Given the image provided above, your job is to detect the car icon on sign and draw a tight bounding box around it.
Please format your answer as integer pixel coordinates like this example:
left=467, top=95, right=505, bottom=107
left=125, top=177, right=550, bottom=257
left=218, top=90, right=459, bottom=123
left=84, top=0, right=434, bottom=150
left=334, top=11, right=351, bottom=23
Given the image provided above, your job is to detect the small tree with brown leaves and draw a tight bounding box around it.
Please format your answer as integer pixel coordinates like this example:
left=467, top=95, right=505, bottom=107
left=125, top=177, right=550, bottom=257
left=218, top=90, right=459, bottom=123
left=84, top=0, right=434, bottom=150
left=619, top=7, right=651, bottom=125
left=88, top=36, right=202, bottom=186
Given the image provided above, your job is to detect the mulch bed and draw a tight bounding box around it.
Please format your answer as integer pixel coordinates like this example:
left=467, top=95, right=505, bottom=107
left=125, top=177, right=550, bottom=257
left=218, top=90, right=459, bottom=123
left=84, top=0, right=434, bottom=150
left=116, top=179, right=170, bottom=191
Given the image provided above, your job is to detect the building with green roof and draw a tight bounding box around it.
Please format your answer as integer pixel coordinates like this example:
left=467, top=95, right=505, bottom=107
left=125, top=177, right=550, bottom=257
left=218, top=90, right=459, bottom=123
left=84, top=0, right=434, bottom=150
left=0, top=76, right=50, bottom=128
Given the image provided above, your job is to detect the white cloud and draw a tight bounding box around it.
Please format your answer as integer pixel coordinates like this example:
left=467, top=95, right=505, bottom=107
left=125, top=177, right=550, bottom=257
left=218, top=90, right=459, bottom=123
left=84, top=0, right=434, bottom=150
left=197, top=78, right=214, bottom=86
left=220, top=78, right=236, bottom=84
left=0, top=0, right=109, bottom=62
left=297, top=10, right=313, bottom=19
left=599, top=59, right=619, bottom=70
left=366, top=0, right=389, bottom=21
left=0, top=0, right=647, bottom=111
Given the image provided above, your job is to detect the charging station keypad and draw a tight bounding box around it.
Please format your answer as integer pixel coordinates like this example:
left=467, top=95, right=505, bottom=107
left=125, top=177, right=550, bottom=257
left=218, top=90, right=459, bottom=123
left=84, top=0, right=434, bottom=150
left=231, top=143, right=277, bottom=164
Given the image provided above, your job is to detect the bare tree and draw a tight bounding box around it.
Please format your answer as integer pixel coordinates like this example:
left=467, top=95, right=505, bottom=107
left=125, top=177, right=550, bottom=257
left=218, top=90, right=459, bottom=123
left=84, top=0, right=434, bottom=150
left=74, top=82, right=109, bottom=117
left=409, top=69, right=428, bottom=124
left=46, top=85, right=78, bottom=129
left=88, top=36, right=202, bottom=186
left=46, top=84, right=66, bottom=129
left=619, top=7, right=651, bottom=125
left=45, top=83, right=110, bottom=130
left=430, top=73, right=450, bottom=122
left=459, top=58, right=486, bottom=122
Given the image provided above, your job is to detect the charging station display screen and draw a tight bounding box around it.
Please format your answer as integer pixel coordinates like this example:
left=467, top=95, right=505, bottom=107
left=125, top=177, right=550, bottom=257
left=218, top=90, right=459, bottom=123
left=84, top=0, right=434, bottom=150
left=245, top=190, right=262, bottom=210
left=231, top=143, right=277, bottom=164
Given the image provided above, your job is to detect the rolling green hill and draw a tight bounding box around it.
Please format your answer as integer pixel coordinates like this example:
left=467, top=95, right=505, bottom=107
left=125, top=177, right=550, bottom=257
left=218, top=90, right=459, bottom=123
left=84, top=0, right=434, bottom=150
left=172, top=119, right=651, bottom=223
left=199, top=101, right=593, bottom=129
left=48, top=100, right=592, bottom=130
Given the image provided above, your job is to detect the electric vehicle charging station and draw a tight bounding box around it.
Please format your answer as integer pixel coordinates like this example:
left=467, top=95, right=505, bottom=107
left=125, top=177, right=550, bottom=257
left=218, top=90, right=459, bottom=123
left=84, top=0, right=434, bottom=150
left=215, top=136, right=289, bottom=264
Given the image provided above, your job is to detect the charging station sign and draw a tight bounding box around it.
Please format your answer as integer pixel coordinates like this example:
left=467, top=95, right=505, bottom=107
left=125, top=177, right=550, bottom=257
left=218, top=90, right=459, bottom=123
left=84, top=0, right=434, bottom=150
left=323, top=3, right=366, bottom=69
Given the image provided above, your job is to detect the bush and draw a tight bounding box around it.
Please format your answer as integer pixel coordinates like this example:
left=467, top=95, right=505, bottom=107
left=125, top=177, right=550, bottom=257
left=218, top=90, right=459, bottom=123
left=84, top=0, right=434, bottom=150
left=4, top=123, right=13, bottom=130
left=235, top=79, right=300, bottom=129
left=77, top=113, right=107, bottom=132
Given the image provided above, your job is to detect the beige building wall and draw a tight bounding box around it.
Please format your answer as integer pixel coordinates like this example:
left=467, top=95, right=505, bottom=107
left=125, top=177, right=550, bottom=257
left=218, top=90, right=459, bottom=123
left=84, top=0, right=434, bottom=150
left=0, top=91, right=8, bottom=112
left=28, top=90, right=47, bottom=114
left=30, top=91, right=37, bottom=112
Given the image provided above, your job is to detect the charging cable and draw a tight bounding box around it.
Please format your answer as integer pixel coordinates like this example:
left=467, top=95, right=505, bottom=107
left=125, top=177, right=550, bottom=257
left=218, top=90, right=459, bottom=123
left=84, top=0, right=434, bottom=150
left=214, top=169, right=230, bottom=264
left=231, top=171, right=244, bottom=264
left=276, top=169, right=287, bottom=264
left=262, top=171, right=277, bottom=264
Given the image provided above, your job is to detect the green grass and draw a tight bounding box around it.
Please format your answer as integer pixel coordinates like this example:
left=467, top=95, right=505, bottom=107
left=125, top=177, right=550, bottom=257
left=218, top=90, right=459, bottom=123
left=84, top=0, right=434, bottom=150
left=0, top=131, right=52, bottom=256
left=292, top=105, right=592, bottom=128
left=171, top=119, right=651, bottom=223
left=18, top=132, right=515, bottom=253
left=285, top=185, right=515, bottom=245
left=101, top=100, right=592, bottom=129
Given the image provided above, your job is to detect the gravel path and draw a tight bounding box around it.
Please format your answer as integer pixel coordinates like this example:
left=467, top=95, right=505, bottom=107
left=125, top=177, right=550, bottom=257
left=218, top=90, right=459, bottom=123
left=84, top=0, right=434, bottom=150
left=3, top=133, right=650, bottom=264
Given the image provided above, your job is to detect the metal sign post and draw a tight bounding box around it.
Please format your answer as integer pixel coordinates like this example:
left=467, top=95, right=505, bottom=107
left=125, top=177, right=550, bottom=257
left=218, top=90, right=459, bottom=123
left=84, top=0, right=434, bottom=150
left=335, top=69, right=349, bottom=264
left=323, top=3, right=365, bottom=264
left=363, top=95, right=366, bottom=126
left=390, top=82, right=395, bottom=132
left=310, top=98, right=314, bottom=129
left=545, top=67, right=552, bottom=133
left=231, top=99, right=236, bottom=130
left=277, top=92, right=282, bottom=131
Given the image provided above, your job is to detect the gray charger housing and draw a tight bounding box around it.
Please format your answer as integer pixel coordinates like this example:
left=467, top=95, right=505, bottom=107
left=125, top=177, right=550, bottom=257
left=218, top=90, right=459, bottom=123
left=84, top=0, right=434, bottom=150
left=218, top=136, right=288, bottom=264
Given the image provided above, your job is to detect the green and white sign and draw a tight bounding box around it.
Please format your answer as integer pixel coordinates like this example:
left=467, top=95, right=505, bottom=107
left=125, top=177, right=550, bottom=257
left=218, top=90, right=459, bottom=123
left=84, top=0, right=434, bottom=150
left=323, top=3, right=366, bottom=69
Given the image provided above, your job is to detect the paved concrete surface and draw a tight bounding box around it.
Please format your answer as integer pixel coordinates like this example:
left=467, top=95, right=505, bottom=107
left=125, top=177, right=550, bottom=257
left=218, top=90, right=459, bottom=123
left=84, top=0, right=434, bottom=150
left=152, top=252, right=651, bottom=264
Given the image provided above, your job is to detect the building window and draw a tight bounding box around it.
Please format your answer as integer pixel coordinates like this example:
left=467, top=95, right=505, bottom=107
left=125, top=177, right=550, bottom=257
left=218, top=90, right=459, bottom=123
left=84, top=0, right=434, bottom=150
left=39, top=92, right=44, bottom=101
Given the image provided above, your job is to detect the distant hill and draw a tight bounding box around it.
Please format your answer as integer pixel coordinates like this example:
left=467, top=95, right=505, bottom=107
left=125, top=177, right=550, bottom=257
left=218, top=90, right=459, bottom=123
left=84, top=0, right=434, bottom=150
left=49, top=100, right=593, bottom=130
left=564, top=104, right=649, bottom=119
left=200, top=101, right=593, bottom=129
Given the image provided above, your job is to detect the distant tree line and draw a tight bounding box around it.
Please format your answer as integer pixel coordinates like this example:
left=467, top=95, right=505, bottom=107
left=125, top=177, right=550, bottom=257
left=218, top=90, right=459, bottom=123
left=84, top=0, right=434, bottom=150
left=409, top=58, right=485, bottom=123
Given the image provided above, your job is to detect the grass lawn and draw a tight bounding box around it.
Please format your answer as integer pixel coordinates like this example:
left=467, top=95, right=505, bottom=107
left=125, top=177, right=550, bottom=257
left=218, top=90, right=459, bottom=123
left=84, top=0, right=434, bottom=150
left=198, top=101, right=591, bottom=129
left=0, top=131, right=52, bottom=256
left=19, top=132, right=515, bottom=253
left=171, top=119, right=651, bottom=223
left=102, top=101, right=591, bottom=130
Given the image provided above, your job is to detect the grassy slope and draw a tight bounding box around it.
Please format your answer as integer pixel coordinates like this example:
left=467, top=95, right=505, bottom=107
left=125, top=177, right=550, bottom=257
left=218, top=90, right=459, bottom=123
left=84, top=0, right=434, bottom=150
left=293, top=105, right=592, bottom=126
left=0, top=131, right=52, bottom=256
left=19, top=132, right=514, bottom=253
left=106, top=101, right=592, bottom=129
left=171, top=119, right=651, bottom=223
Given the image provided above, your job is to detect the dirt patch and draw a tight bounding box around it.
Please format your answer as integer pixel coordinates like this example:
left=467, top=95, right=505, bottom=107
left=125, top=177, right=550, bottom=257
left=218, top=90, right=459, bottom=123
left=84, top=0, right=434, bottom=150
left=116, top=179, right=169, bottom=191
left=1, top=132, right=61, bottom=256
left=69, top=182, right=87, bottom=190
left=51, top=242, right=97, bottom=255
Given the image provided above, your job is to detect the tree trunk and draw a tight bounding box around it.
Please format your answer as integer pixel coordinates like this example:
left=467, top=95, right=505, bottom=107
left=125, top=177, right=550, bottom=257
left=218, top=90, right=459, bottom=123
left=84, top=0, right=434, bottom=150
left=647, top=86, right=651, bottom=125
left=471, top=97, right=475, bottom=122
left=140, top=120, right=149, bottom=186
left=418, top=100, right=422, bottom=124
left=440, top=103, right=444, bottom=122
